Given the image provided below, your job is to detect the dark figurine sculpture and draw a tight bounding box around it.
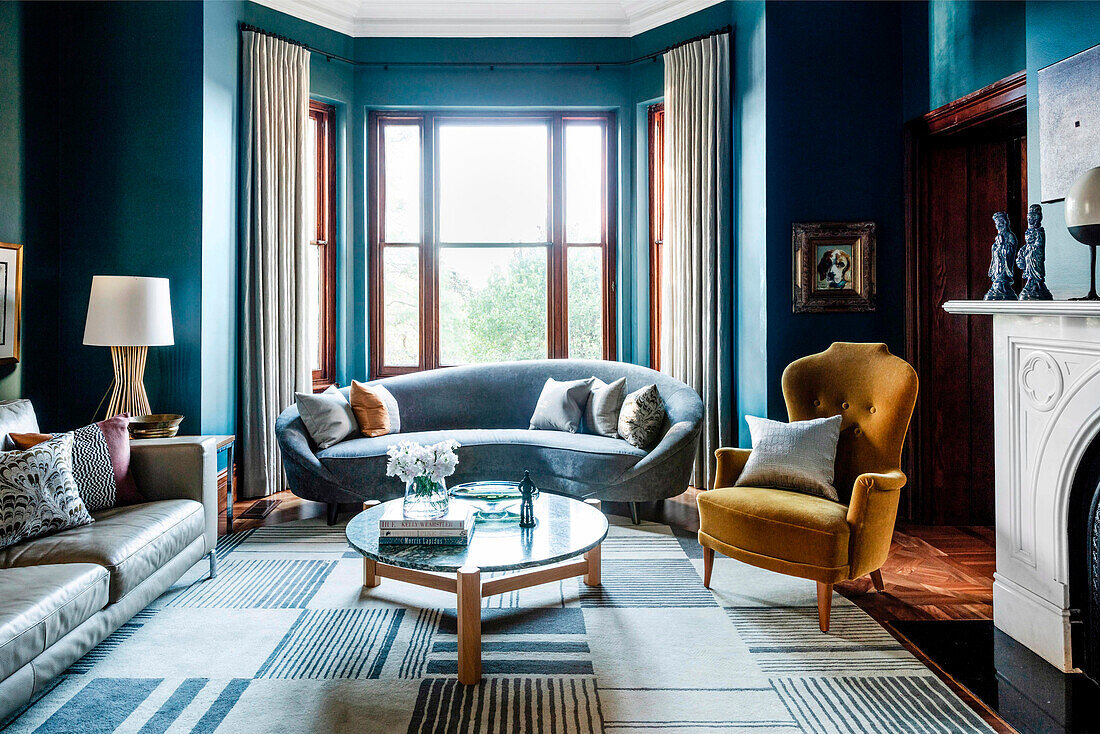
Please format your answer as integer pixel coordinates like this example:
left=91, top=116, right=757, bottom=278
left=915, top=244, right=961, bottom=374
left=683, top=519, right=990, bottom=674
left=1018, top=204, right=1054, bottom=300
left=518, top=470, right=537, bottom=528
left=984, top=211, right=1019, bottom=301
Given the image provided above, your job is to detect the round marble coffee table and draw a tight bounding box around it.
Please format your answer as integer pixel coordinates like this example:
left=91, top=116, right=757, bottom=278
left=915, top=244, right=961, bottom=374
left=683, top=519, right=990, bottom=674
left=346, top=494, right=607, bottom=685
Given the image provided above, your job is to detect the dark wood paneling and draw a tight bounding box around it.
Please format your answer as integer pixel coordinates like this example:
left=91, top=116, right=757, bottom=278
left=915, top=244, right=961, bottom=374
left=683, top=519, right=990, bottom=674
left=922, top=144, right=973, bottom=524
left=907, top=74, right=1026, bottom=525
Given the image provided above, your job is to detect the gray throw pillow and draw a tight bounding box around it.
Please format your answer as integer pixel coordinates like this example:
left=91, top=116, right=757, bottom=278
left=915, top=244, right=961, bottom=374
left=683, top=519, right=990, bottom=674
left=736, top=414, right=843, bottom=501
left=529, top=378, right=593, bottom=433
left=295, top=386, right=358, bottom=449
left=584, top=377, right=626, bottom=438
left=0, top=433, right=93, bottom=550
left=618, top=384, right=666, bottom=450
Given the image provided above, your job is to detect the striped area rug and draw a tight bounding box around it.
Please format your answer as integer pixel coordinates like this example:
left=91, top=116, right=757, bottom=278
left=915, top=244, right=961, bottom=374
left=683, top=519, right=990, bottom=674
left=5, top=515, right=994, bottom=733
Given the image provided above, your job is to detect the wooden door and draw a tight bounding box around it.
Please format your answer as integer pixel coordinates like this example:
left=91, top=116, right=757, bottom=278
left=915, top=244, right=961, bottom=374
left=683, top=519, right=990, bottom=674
left=907, top=74, right=1026, bottom=525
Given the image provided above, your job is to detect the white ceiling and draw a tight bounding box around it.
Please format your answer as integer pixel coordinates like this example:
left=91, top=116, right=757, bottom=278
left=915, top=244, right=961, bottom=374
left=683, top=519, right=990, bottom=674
left=251, top=0, right=726, bottom=38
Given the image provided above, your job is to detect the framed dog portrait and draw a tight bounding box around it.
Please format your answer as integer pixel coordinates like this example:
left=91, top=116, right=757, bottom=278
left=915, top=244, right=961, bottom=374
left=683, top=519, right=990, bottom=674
left=0, top=243, right=21, bottom=364
left=792, top=221, right=876, bottom=313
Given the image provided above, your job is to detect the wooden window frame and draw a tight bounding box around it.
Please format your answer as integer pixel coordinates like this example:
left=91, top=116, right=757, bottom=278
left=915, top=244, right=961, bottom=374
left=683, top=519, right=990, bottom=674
left=309, top=100, right=338, bottom=391
left=648, top=103, right=664, bottom=370
left=368, top=110, right=617, bottom=379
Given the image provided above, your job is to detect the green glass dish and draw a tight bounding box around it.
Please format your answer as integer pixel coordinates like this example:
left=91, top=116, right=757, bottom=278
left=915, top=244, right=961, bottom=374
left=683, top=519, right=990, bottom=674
left=449, top=480, right=538, bottom=522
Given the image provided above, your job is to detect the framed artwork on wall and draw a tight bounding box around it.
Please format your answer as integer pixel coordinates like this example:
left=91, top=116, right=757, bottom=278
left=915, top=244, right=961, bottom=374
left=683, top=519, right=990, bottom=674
left=0, top=243, right=23, bottom=364
left=792, top=221, right=876, bottom=313
left=1037, top=42, right=1100, bottom=203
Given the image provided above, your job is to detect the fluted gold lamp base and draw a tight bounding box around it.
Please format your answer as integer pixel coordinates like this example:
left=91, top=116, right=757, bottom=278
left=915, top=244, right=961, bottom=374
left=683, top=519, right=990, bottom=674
left=106, top=345, right=152, bottom=418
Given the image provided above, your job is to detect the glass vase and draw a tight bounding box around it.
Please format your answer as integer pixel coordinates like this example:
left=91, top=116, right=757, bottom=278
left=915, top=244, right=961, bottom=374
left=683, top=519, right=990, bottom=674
left=403, top=476, right=449, bottom=519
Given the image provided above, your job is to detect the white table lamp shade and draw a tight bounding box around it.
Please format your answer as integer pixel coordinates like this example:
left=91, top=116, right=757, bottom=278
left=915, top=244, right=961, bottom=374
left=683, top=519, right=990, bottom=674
left=84, top=276, right=174, bottom=346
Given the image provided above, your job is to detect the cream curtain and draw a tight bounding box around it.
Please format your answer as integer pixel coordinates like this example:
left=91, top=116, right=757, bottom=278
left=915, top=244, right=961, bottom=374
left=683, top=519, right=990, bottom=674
left=661, top=33, right=733, bottom=489
left=240, top=31, right=311, bottom=498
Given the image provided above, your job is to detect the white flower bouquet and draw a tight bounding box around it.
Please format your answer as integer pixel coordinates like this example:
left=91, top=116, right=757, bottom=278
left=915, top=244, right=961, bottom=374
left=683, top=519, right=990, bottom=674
left=386, top=439, right=460, bottom=518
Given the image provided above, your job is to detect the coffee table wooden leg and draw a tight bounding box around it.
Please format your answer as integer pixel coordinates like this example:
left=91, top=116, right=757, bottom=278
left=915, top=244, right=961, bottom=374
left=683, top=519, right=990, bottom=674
left=363, top=558, right=380, bottom=588
left=457, top=566, right=482, bottom=685
left=583, top=499, right=602, bottom=587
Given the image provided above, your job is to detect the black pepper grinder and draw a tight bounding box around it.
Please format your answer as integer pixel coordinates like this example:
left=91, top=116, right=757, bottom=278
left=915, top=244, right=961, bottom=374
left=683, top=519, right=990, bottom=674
left=518, top=470, right=537, bottom=528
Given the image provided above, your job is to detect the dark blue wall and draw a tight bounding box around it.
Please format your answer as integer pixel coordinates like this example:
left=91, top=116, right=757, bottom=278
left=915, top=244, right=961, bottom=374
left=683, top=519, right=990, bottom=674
left=55, top=2, right=206, bottom=433
left=764, top=0, right=915, bottom=417
left=0, top=2, right=24, bottom=402
left=0, top=3, right=61, bottom=422
left=4, top=2, right=205, bottom=432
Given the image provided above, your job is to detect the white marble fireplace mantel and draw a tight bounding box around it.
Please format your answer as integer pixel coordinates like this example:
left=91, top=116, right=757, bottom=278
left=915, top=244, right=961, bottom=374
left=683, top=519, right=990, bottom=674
left=943, top=299, right=1100, bottom=671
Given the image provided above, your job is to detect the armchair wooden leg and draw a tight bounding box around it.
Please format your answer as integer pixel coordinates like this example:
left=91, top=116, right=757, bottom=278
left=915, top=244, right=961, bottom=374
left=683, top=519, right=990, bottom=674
left=870, top=569, right=885, bottom=592
left=702, top=546, right=714, bottom=588
left=816, top=582, right=832, bottom=632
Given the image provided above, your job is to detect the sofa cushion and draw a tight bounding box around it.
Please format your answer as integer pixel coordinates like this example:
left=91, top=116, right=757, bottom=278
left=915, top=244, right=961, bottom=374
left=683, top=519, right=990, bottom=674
left=697, top=485, right=850, bottom=572
left=0, top=500, right=204, bottom=603
left=318, top=429, right=645, bottom=493
left=0, top=563, right=109, bottom=680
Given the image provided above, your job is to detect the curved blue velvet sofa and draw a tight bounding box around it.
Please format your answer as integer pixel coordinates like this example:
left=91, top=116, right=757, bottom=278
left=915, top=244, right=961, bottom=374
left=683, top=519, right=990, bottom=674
left=275, top=360, right=703, bottom=521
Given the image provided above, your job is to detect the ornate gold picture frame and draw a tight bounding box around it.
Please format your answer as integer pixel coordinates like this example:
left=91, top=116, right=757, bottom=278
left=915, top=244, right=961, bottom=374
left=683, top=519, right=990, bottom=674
left=792, top=221, right=876, bottom=313
left=0, top=242, right=23, bottom=365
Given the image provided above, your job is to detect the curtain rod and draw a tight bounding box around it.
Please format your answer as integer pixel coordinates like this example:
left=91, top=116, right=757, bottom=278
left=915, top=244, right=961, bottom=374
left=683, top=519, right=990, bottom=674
left=239, top=22, right=730, bottom=69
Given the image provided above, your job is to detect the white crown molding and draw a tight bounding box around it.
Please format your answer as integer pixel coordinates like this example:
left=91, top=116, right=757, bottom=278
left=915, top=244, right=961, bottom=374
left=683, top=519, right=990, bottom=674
left=252, top=0, right=359, bottom=37
left=250, top=0, right=725, bottom=39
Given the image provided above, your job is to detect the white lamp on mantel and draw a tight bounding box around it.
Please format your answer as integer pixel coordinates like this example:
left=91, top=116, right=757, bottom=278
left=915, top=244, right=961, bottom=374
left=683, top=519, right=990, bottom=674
left=83, top=276, right=174, bottom=418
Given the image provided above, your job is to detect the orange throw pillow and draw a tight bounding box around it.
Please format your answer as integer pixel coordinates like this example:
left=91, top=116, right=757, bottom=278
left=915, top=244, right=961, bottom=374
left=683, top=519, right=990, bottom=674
left=350, top=380, right=391, bottom=438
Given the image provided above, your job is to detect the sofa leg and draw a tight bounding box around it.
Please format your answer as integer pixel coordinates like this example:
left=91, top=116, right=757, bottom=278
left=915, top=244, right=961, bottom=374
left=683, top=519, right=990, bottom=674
left=870, top=569, right=885, bottom=592
left=816, top=582, right=832, bottom=632
left=702, top=546, right=714, bottom=588
left=326, top=502, right=339, bottom=526
left=207, top=550, right=217, bottom=580
left=629, top=502, right=639, bottom=525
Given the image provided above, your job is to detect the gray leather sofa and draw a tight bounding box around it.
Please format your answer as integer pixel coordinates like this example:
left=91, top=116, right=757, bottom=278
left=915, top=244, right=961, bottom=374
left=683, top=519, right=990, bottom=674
left=276, top=360, right=703, bottom=523
left=0, top=400, right=218, bottom=722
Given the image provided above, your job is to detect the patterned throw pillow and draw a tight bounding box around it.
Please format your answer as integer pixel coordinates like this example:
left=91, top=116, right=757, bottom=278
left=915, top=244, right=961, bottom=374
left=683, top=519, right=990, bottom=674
left=736, top=415, right=843, bottom=501
left=0, top=433, right=93, bottom=550
left=10, top=415, right=142, bottom=511
left=618, top=384, right=666, bottom=450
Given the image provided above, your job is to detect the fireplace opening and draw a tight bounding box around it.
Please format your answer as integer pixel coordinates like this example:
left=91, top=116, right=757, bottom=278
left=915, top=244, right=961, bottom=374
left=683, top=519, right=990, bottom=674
left=1068, top=432, right=1100, bottom=683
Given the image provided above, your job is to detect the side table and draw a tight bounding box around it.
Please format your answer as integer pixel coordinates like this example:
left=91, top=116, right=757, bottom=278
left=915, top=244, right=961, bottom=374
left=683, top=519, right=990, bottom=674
left=213, top=435, right=236, bottom=533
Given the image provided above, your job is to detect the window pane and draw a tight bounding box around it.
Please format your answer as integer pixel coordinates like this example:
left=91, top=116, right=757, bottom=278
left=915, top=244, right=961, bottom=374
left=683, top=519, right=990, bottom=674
left=568, top=247, right=603, bottom=359
left=439, top=247, right=547, bottom=364
left=306, top=116, right=318, bottom=241
left=438, top=124, right=548, bottom=243
left=307, top=245, right=321, bottom=371
left=383, top=247, right=419, bottom=366
left=384, top=124, right=421, bottom=243
left=565, top=124, right=603, bottom=243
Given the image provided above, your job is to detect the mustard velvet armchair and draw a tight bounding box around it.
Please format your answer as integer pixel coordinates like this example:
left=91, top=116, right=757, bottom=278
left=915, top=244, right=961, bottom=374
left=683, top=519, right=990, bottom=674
left=696, top=342, right=918, bottom=632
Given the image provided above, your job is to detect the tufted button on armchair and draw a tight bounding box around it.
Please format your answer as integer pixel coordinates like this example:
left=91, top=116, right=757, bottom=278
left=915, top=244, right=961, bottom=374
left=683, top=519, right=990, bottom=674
left=696, top=342, right=919, bottom=631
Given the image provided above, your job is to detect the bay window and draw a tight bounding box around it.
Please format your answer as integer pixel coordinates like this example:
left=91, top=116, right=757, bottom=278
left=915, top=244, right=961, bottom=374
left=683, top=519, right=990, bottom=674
left=369, top=111, right=616, bottom=378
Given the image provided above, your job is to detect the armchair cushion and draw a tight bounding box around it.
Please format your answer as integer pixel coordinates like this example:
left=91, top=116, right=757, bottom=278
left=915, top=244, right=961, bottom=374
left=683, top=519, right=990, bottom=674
left=697, top=485, right=850, bottom=583
left=736, top=415, right=842, bottom=501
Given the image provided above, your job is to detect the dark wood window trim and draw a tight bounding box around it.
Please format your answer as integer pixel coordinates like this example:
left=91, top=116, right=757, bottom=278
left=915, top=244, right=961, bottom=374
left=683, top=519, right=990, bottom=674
left=368, top=110, right=617, bottom=379
left=648, top=103, right=664, bottom=370
left=310, top=100, right=338, bottom=391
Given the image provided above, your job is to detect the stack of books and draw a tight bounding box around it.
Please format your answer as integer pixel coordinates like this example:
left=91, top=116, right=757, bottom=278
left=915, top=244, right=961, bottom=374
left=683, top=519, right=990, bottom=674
left=378, top=504, right=475, bottom=546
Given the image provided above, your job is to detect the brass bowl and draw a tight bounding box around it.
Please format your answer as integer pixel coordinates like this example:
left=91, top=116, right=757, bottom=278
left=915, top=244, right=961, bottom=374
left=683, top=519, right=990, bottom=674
left=128, top=414, right=184, bottom=439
